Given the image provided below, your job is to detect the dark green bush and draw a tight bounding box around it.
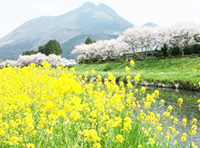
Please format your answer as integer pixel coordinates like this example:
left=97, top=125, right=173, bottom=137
left=22, top=50, right=38, bottom=55
left=170, top=47, right=182, bottom=56
left=191, top=44, right=200, bottom=54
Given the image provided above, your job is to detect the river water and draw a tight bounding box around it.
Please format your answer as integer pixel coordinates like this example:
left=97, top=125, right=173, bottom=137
left=146, top=87, right=200, bottom=146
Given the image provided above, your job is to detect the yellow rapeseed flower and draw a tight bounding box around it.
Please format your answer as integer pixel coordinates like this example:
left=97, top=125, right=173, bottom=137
left=27, top=143, right=35, bottom=148
left=182, top=118, right=187, bottom=127
left=130, top=60, right=135, bottom=67
left=116, top=134, right=124, bottom=143
left=192, top=118, right=198, bottom=124
left=173, top=140, right=178, bottom=145
left=163, top=111, right=170, bottom=118
left=100, top=127, right=107, bottom=133
left=134, top=73, right=141, bottom=83
left=156, top=125, right=163, bottom=131
left=125, top=66, right=131, bottom=72
left=92, top=143, right=102, bottom=148
left=148, top=138, right=155, bottom=145
left=70, top=112, right=82, bottom=121
left=181, top=133, right=187, bottom=142
left=140, top=87, right=146, bottom=93
left=178, top=98, right=184, bottom=107
left=160, top=99, right=165, bottom=105
left=167, top=105, right=173, bottom=111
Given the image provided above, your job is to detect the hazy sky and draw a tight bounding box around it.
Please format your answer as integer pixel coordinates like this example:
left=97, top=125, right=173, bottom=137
left=0, top=0, right=200, bottom=38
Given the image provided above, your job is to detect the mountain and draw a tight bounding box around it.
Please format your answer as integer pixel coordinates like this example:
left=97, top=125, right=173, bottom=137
left=143, top=22, right=158, bottom=27
left=0, top=2, right=133, bottom=60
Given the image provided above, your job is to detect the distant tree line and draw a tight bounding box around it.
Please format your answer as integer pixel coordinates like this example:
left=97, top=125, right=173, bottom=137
left=22, top=40, right=62, bottom=56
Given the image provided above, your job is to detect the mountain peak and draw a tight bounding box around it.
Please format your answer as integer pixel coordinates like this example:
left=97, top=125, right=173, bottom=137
left=98, top=3, right=108, bottom=7
left=97, top=3, right=113, bottom=9
left=97, top=3, right=116, bottom=15
left=81, top=2, right=96, bottom=8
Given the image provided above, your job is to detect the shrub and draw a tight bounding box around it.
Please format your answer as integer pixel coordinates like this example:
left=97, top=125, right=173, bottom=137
left=22, top=50, right=38, bottom=55
left=38, top=40, right=62, bottom=56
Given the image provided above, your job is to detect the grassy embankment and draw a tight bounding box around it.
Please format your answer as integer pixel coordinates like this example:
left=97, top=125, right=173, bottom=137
left=75, top=56, right=200, bottom=85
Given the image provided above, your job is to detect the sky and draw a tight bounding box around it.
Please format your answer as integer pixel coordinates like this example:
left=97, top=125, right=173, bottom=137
left=0, top=0, right=200, bottom=38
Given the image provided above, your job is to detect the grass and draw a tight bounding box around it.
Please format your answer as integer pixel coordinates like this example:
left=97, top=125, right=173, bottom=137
left=75, top=56, right=200, bottom=84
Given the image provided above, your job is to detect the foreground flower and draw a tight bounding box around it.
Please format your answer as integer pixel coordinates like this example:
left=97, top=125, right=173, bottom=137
left=125, top=66, right=130, bottom=72
left=182, top=118, right=187, bottom=127
left=192, top=118, right=198, bottom=124
left=130, top=60, right=135, bottom=67
left=148, top=138, right=155, bottom=145
left=116, top=134, right=124, bottom=143
left=134, top=73, right=141, bottom=82
left=181, top=133, right=187, bottom=141
left=178, top=98, right=184, bottom=107
left=92, top=143, right=102, bottom=148
left=27, top=143, right=35, bottom=148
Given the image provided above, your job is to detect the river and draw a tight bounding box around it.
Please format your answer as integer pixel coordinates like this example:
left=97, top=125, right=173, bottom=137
left=146, top=87, right=200, bottom=146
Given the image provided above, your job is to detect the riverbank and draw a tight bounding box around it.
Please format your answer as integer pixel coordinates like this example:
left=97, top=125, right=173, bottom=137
left=75, top=56, right=200, bottom=91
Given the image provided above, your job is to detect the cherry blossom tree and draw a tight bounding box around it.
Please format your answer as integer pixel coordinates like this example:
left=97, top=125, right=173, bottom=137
left=0, top=53, right=77, bottom=67
left=72, top=39, right=130, bottom=61
left=121, top=26, right=163, bottom=57
left=167, top=23, right=200, bottom=55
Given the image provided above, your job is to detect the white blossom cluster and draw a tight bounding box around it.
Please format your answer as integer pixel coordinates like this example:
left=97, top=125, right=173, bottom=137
left=72, top=38, right=130, bottom=60
left=0, top=53, right=77, bottom=67
left=166, top=23, right=200, bottom=55
left=72, top=23, right=200, bottom=60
